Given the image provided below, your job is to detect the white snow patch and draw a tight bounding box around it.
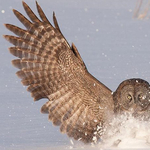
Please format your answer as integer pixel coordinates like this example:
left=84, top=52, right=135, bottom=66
left=99, top=114, right=150, bottom=148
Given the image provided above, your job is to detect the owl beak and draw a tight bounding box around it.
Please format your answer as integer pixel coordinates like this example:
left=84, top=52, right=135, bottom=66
left=135, top=106, right=143, bottom=112
left=132, top=105, right=145, bottom=117
left=128, top=104, right=137, bottom=114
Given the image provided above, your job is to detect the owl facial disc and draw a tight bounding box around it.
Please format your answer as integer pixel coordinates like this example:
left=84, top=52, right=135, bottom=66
left=113, top=78, right=150, bottom=116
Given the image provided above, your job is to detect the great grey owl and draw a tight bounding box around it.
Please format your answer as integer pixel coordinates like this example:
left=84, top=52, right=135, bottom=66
left=4, top=1, right=150, bottom=143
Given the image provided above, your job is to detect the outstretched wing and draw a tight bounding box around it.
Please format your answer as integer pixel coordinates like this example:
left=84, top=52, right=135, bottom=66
left=4, top=2, right=114, bottom=143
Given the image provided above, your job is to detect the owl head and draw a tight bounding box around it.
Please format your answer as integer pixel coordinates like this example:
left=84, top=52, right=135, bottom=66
left=113, top=78, right=150, bottom=116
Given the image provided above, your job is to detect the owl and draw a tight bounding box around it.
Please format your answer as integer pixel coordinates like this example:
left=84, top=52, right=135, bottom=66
left=4, top=1, right=150, bottom=143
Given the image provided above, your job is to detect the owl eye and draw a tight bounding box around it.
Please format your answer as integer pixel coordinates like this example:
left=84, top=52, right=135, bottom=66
left=138, top=94, right=143, bottom=101
left=138, top=94, right=146, bottom=103
left=127, top=94, right=132, bottom=102
left=137, top=93, right=150, bottom=108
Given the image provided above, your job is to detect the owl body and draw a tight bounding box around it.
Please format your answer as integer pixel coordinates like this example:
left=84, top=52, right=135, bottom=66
left=4, top=2, right=150, bottom=144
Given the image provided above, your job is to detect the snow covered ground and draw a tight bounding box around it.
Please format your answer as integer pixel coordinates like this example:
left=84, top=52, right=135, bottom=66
left=1, top=0, right=150, bottom=149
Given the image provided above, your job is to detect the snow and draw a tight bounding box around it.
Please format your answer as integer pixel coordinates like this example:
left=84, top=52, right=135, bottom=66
left=1, top=0, right=150, bottom=149
left=100, top=114, right=150, bottom=149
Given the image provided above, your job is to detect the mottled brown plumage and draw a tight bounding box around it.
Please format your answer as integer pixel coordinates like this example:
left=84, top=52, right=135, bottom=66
left=4, top=1, right=150, bottom=144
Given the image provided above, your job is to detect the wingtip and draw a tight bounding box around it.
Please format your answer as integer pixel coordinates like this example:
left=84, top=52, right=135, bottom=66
left=35, top=1, right=39, bottom=6
left=8, top=47, right=14, bottom=52
left=35, top=1, right=40, bottom=10
left=4, top=23, right=7, bottom=27
left=12, top=9, right=17, bottom=15
left=12, top=9, right=15, bottom=12
left=22, top=1, right=28, bottom=9
left=53, top=11, right=56, bottom=19
left=22, top=0, right=26, bottom=6
left=4, top=23, right=10, bottom=29
left=3, top=35, right=8, bottom=40
left=41, top=104, right=49, bottom=114
left=3, top=35, right=7, bottom=39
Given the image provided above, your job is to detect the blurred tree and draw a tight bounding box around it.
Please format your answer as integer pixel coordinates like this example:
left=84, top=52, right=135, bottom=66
left=133, top=0, right=150, bottom=19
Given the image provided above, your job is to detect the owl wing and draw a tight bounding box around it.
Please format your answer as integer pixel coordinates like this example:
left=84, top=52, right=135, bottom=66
left=4, top=2, right=114, bottom=143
